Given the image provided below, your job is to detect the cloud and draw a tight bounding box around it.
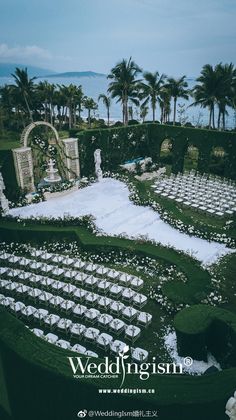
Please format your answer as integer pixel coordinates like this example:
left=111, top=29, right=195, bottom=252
left=0, top=43, right=52, bottom=62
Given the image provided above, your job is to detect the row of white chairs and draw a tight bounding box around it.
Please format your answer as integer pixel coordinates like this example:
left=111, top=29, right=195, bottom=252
left=31, top=328, right=148, bottom=362
left=5, top=249, right=144, bottom=290
left=0, top=294, right=147, bottom=352
left=0, top=282, right=151, bottom=341
left=152, top=171, right=236, bottom=217
left=0, top=272, right=149, bottom=323
left=0, top=251, right=144, bottom=291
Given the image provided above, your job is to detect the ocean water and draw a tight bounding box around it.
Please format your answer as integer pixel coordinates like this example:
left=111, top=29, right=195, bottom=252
left=0, top=75, right=235, bottom=129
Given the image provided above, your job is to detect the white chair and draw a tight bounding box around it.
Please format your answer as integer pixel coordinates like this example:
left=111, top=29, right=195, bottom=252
left=97, top=314, right=113, bottom=328
left=33, top=308, right=49, bottom=324
left=122, top=306, right=138, bottom=322
left=38, top=291, right=54, bottom=305
left=132, top=293, right=147, bottom=308
left=131, top=347, right=148, bottom=363
left=72, top=304, right=87, bottom=318
left=21, top=305, right=37, bottom=320
left=73, top=288, right=87, bottom=302
left=84, top=308, right=100, bottom=324
left=85, top=350, right=98, bottom=358
left=122, top=288, right=136, bottom=302
left=74, top=272, right=88, bottom=286
left=31, top=328, right=44, bottom=338
left=56, top=339, right=71, bottom=350
left=51, top=281, right=66, bottom=293
left=96, top=332, right=113, bottom=350
left=137, top=312, right=152, bottom=327
left=62, top=283, right=77, bottom=297
left=130, top=277, right=143, bottom=290
left=96, top=266, right=110, bottom=276
left=84, top=276, right=98, bottom=289
left=109, top=301, right=125, bottom=315
left=44, top=333, right=58, bottom=344
left=9, top=301, right=25, bottom=316
left=44, top=314, right=61, bottom=330
left=71, top=343, right=87, bottom=354
left=49, top=295, right=65, bottom=309
left=85, top=292, right=99, bottom=306
left=70, top=323, right=86, bottom=339
left=109, top=318, right=125, bottom=335
left=57, top=318, right=73, bottom=333
left=97, top=280, right=112, bottom=294
left=74, top=260, right=87, bottom=270
left=110, top=340, right=127, bottom=355
left=84, top=327, right=100, bottom=342
left=107, top=269, right=120, bottom=281
left=97, top=297, right=112, bottom=311
left=60, top=300, right=75, bottom=314
left=125, top=325, right=141, bottom=342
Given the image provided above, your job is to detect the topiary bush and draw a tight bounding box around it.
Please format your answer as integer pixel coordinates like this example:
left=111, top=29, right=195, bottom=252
left=174, top=305, right=236, bottom=365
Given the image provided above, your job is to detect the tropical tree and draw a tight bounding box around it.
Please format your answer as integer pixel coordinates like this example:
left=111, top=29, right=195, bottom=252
left=108, top=57, right=142, bottom=125
left=191, top=64, right=219, bottom=129
left=140, top=104, right=149, bottom=122
left=165, top=76, right=189, bottom=125
left=139, top=71, right=165, bottom=122
left=159, top=87, right=171, bottom=124
left=214, top=63, right=236, bottom=130
left=11, top=67, right=36, bottom=122
left=74, top=85, right=84, bottom=123
left=37, top=81, right=56, bottom=124
left=83, top=97, right=98, bottom=128
left=98, top=94, right=111, bottom=126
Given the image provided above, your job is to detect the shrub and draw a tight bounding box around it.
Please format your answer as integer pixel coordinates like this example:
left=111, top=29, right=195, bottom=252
left=174, top=305, right=236, bottom=366
left=128, top=119, right=139, bottom=125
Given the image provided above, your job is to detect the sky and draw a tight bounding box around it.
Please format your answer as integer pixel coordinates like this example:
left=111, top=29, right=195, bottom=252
left=0, top=0, right=236, bottom=77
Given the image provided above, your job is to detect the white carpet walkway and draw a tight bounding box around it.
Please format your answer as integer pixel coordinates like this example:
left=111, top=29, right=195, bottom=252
left=9, top=178, right=233, bottom=265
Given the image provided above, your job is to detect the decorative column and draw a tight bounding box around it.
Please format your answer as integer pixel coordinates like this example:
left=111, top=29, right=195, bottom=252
left=0, top=172, right=9, bottom=214
left=12, top=147, right=35, bottom=192
left=61, top=138, right=80, bottom=180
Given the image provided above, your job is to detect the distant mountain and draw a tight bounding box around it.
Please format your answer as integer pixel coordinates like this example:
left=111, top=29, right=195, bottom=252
left=43, top=71, right=107, bottom=79
left=0, top=62, right=56, bottom=78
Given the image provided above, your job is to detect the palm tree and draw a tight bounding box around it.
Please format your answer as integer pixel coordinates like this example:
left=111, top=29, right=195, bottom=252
left=83, top=97, right=98, bottom=128
left=191, top=65, right=218, bottom=129
left=215, top=63, right=236, bottom=130
left=37, top=81, right=56, bottom=124
left=140, top=104, right=149, bottom=122
left=140, top=71, right=165, bottom=122
left=108, top=57, right=142, bottom=125
left=165, top=76, right=189, bottom=125
left=159, top=87, right=171, bottom=123
left=74, top=85, right=84, bottom=123
left=98, top=94, right=111, bottom=126
left=11, top=67, right=36, bottom=122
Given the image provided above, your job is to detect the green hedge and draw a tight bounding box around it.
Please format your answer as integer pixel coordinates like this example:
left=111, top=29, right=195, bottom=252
left=77, top=123, right=236, bottom=179
left=0, top=309, right=236, bottom=420
left=2, top=123, right=236, bottom=203
left=0, top=150, right=18, bottom=202
left=174, top=305, right=236, bottom=364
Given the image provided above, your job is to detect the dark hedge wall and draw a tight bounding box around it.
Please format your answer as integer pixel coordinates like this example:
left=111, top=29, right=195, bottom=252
left=77, top=124, right=236, bottom=179
left=174, top=305, right=236, bottom=365
left=2, top=123, right=236, bottom=200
